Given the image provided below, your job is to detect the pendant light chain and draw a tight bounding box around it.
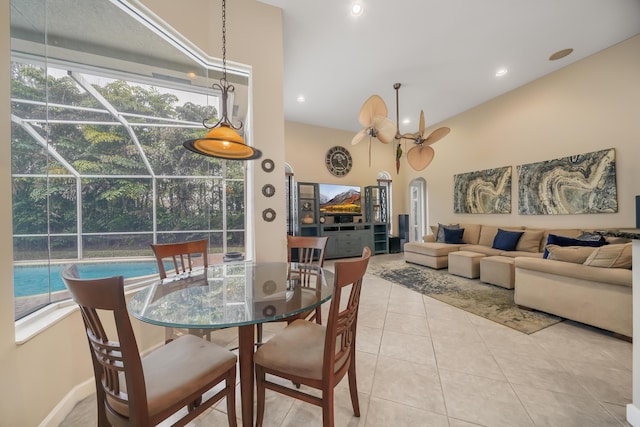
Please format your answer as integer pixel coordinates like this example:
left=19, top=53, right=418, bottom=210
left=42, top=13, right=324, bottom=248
left=221, top=0, right=227, bottom=82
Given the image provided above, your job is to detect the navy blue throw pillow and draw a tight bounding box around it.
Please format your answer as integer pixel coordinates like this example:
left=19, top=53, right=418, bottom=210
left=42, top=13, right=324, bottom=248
left=492, top=229, right=524, bottom=251
left=444, top=227, right=465, bottom=244
left=436, top=223, right=459, bottom=243
left=542, top=233, right=608, bottom=258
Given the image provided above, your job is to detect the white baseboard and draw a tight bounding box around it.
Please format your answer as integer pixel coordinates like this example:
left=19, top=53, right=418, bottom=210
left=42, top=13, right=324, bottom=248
left=38, top=378, right=94, bottom=427
left=627, top=403, right=640, bottom=426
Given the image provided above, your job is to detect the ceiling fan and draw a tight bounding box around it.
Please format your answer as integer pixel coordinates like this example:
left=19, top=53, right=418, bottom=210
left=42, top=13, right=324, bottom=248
left=394, top=83, right=450, bottom=171
left=351, top=95, right=396, bottom=166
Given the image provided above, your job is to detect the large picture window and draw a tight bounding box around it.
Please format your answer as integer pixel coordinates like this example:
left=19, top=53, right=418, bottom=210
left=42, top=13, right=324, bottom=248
left=10, top=0, right=253, bottom=320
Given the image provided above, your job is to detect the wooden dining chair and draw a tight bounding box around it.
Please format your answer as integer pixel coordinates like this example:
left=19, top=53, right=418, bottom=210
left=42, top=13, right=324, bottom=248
left=256, top=235, right=329, bottom=345
left=61, top=264, right=238, bottom=427
left=254, top=247, right=371, bottom=427
left=150, top=238, right=209, bottom=280
left=150, top=238, right=210, bottom=341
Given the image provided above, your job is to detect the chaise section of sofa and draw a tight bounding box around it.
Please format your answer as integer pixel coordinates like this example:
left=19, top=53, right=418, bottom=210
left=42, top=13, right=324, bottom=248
left=514, top=255, right=632, bottom=338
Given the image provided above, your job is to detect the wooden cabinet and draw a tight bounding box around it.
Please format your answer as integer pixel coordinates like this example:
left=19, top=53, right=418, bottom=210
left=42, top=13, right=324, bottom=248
left=322, top=224, right=374, bottom=259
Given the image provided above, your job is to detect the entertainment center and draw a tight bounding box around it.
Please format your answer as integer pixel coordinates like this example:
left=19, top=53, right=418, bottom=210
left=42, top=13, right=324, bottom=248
left=297, top=182, right=389, bottom=259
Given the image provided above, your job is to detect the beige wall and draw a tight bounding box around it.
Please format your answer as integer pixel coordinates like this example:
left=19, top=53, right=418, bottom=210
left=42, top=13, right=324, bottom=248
left=284, top=121, right=409, bottom=232
left=286, top=35, right=640, bottom=235
left=0, top=1, right=284, bottom=425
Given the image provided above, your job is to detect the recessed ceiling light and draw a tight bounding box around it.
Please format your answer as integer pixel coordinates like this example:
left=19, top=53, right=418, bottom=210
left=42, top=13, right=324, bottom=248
left=402, top=118, right=411, bottom=125
left=297, top=95, right=306, bottom=103
left=351, top=3, right=363, bottom=16
left=549, top=48, right=574, bottom=61
left=187, top=72, right=197, bottom=79
left=495, top=68, right=508, bottom=77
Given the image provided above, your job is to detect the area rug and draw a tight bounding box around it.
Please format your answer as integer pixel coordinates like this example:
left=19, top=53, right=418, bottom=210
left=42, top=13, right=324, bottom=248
left=368, top=259, right=562, bottom=334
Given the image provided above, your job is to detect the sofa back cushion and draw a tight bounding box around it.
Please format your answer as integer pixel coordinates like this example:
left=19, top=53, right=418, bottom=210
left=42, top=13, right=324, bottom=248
left=459, top=223, right=481, bottom=245
left=515, top=230, right=545, bottom=253
left=583, top=243, right=632, bottom=269
left=546, top=244, right=596, bottom=264
left=538, top=229, right=583, bottom=252
left=543, top=233, right=608, bottom=258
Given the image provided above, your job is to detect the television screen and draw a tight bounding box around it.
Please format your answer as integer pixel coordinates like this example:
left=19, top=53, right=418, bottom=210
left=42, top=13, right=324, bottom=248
left=318, top=184, right=361, bottom=214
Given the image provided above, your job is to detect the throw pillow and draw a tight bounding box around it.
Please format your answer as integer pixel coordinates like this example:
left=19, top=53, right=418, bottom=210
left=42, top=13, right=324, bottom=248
left=576, top=231, right=606, bottom=242
left=546, top=244, right=597, bottom=264
left=492, top=229, right=524, bottom=251
left=436, top=223, right=459, bottom=243
left=443, top=227, right=465, bottom=244
left=515, top=230, right=544, bottom=253
left=583, top=243, right=632, bottom=268
left=542, top=234, right=608, bottom=258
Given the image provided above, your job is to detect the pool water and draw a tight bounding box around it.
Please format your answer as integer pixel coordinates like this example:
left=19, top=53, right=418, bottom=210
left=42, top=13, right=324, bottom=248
left=13, top=261, right=163, bottom=297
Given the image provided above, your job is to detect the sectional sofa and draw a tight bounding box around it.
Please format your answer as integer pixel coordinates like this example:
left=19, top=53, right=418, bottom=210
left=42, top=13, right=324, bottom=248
left=404, top=223, right=633, bottom=338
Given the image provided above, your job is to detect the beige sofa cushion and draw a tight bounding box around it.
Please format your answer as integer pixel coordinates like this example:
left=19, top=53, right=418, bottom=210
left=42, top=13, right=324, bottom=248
left=537, top=228, right=583, bottom=252
left=459, top=223, right=482, bottom=245
left=478, top=225, right=523, bottom=247
left=546, top=244, right=596, bottom=264
left=404, top=242, right=463, bottom=257
left=515, top=257, right=632, bottom=288
left=462, top=244, right=503, bottom=257
left=515, top=230, right=544, bottom=253
left=583, top=243, right=632, bottom=269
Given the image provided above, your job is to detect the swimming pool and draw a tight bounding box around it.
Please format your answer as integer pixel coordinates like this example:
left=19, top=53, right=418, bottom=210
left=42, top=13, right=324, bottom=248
left=13, top=261, right=163, bottom=298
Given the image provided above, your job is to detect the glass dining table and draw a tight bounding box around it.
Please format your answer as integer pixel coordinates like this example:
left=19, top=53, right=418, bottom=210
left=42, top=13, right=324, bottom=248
left=128, top=261, right=332, bottom=427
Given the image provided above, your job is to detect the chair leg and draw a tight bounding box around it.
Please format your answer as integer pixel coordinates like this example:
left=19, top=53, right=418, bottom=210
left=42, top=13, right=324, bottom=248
left=348, top=360, right=360, bottom=417
left=315, top=307, right=322, bottom=325
left=322, top=387, right=335, bottom=427
left=255, top=366, right=266, bottom=427
left=226, top=369, right=238, bottom=427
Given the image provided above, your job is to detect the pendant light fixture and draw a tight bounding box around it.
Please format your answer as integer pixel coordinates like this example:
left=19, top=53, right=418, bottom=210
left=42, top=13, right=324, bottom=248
left=183, top=0, right=261, bottom=160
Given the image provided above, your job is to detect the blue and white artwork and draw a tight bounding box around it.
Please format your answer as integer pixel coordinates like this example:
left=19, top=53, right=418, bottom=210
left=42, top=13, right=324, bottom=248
left=517, top=148, right=617, bottom=215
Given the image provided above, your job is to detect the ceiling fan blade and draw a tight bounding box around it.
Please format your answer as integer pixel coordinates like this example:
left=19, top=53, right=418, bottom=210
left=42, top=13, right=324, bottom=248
left=351, top=128, right=367, bottom=145
left=358, top=95, right=388, bottom=127
left=418, top=110, right=425, bottom=137
left=406, top=145, right=435, bottom=171
left=424, top=127, right=451, bottom=146
left=372, top=116, right=397, bottom=144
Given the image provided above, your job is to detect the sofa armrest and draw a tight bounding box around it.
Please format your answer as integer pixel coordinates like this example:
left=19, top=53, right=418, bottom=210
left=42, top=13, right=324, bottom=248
left=423, top=234, right=436, bottom=243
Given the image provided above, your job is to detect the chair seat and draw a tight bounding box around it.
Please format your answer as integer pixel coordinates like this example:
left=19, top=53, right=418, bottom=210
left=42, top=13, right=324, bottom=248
left=108, top=334, right=237, bottom=418
left=255, top=319, right=348, bottom=381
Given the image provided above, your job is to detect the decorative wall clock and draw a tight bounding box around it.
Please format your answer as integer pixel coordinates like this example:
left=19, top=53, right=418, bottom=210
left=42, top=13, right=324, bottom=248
left=325, top=146, right=353, bottom=177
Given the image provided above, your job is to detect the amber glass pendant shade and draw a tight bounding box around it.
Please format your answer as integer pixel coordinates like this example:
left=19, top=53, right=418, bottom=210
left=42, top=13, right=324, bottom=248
left=183, top=124, right=262, bottom=160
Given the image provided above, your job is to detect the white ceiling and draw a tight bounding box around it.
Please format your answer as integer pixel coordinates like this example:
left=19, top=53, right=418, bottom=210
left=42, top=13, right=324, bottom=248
left=261, top=0, right=640, bottom=135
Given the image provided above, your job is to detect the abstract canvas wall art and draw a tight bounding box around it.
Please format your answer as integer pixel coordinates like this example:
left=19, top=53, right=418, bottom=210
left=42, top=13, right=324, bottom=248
left=517, top=148, right=617, bottom=215
left=454, top=166, right=512, bottom=214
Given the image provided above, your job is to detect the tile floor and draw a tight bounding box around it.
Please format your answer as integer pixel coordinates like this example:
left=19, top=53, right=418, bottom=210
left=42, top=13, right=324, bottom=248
left=61, top=253, right=633, bottom=427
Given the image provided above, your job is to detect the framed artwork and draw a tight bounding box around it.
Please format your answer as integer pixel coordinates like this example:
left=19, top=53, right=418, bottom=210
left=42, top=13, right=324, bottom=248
left=517, top=148, right=617, bottom=215
left=453, top=166, right=512, bottom=214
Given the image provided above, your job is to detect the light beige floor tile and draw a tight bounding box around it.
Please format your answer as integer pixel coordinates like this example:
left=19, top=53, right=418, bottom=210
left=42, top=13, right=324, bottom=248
left=356, top=324, right=383, bottom=354
left=427, top=315, right=482, bottom=344
left=365, top=396, right=449, bottom=427
left=370, top=355, right=446, bottom=414
left=601, top=402, right=632, bottom=426
left=280, top=388, right=369, bottom=427
left=558, top=359, right=632, bottom=405
left=433, top=338, right=506, bottom=381
left=424, top=296, right=471, bottom=322
left=384, top=311, right=430, bottom=336
left=448, top=418, right=486, bottom=427
left=512, top=382, right=622, bottom=427
left=358, top=303, right=388, bottom=329
left=477, top=321, right=549, bottom=358
left=379, top=329, right=436, bottom=366
left=387, top=284, right=427, bottom=317
left=336, top=351, right=378, bottom=395
left=439, top=368, right=534, bottom=427
left=491, top=347, right=591, bottom=397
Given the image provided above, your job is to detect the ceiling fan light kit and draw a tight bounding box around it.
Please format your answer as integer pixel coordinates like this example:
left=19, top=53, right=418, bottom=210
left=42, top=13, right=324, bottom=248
left=353, top=82, right=450, bottom=172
